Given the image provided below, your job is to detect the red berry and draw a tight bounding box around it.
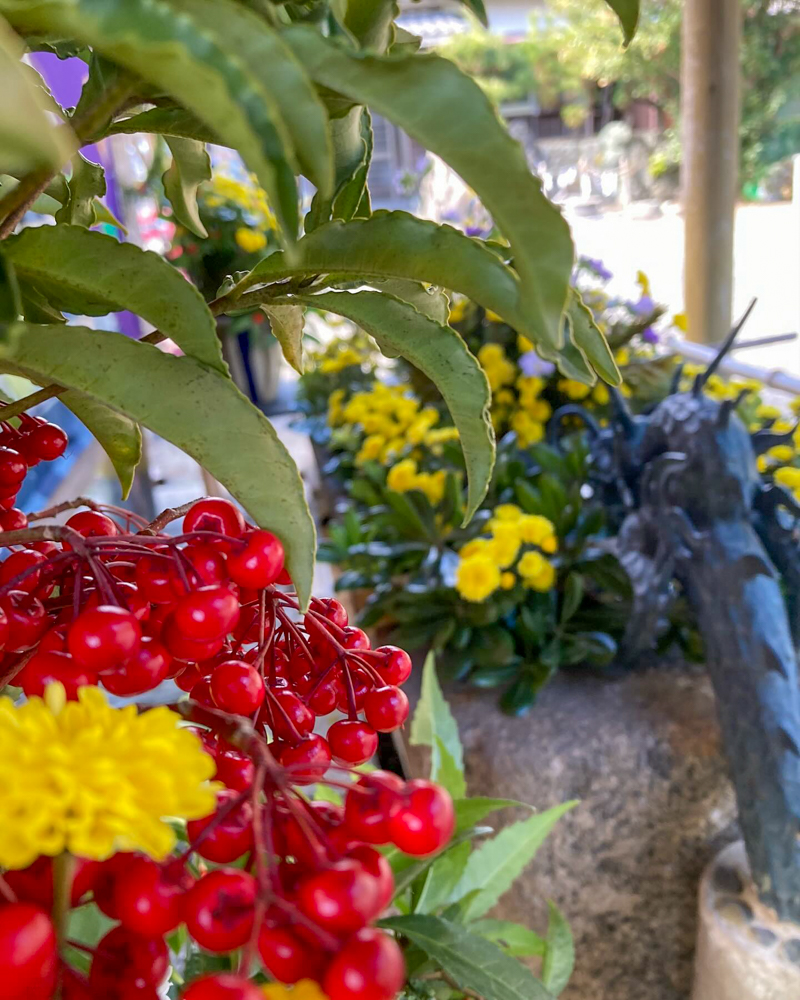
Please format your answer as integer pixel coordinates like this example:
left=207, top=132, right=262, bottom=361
left=0, top=508, right=27, bottom=531
left=258, top=924, right=322, bottom=984
left=18, top=649, right=95, bottom=700
left=375, top=645, right=413, bottom=686
left=0, top=591, right=46, bottom=651
left=90, top=926, right=168, bottom=993
left=0, top=447, right=27, bottom=488
left=135, top=554, right=186, bottom=604
left=100, top=636, right=171, bottom=696
left=93, top=853, right=134, bottom=919
left=328, top=719, right=378, bottom=765
left=323, top=928, right=405, bottom=1000
left=297, top=859, right=381, bottom=933
left=174, top=585, right=240, bottom=641
left=0, top=903, right=57, bottom=1000
left=3, top=856, right=97, bottom=910
left=215, top=750, right=255, bottom=791
left=184, top=544, right=228, bottom=587
left=341, top=626, right=370, bottom=651
left=0, top=491, right=19, bottom=509
left=63, top=509, right=118, bottom=548
left=261, top=688, right=314, bottom=742
left=347, top=845, right=394, bottom=912
left=343, top=771, right=405, bottom=845
left=364, top=686, right=409, bottom=733
left=189, top=676, right=217, bottom=708
left=227, top=530, right=284, bottom=588
left=277, top=733, right=331, bottom=785
left=183, top=869, right=256, bottom=953
left=28, top=422, right=68, bottom=461
left=187, top=790, right=254, bottom=863
left=0, top=549, right=44, bottom=594
left=313, top=597, right=349, bottom=629
left=114, top=857, right=192, bottom=937
left=389, top=780, right=455, bottom=856
left=163, top=615, right=226, bottom=663
left=174, top=662, right=209, bottom=692
left=307, top=677, right=339, bottom=716
left=182, top=974, right=264, bottom=1000
left=68, top=605, right=141, bottom=672
left=183, top=498, right=245, bottom=538
left=210, top=659, right=265, bottom=715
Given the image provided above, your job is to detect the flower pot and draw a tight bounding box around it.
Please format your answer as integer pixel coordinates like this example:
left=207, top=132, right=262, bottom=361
left=398, top=656, right=738, bottom=1000
left=692, top=841, right=800, bottom=1000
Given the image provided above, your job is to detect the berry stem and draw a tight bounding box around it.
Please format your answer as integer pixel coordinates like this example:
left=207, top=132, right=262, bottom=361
left=0, top=874, right=18, bottom=904
left=141, top=498, right=212, bottom=535
left=52, top=851, right=75, bottom=956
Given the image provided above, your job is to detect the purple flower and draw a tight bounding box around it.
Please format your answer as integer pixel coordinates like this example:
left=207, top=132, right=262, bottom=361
left=465, top=225, right=488, bottom=237
left=641, top=327, right=659, bottom=344
left=633, top=295, right=656, bottom=315
left=580, top=257, right=613, bottom=281
left=519, top=351, right=556, bottom=377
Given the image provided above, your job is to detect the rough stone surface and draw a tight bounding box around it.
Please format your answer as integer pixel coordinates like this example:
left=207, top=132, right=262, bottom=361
left=403, top=661, right=739, bottom=1000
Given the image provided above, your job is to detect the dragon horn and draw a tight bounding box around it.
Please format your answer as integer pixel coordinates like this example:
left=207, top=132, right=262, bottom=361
left=694, top=298, right=757, bottom=394
left=669, top=362, right=684, bottom=394
left=608, top=386, right=636, bottom=435
left=751, top=424, right=799, bottom=455
left=716, top=388, right=751, bottom=428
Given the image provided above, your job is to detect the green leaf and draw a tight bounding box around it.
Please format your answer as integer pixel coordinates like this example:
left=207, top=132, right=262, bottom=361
left=170, top=0, right=333, bottom=197
left=91, top=198, right=127, bottom=232
left=453, top=797, right=530, bottom=836
left=163, top=135, right=211, bottom=239
left=343, top=0, right=398, bottom=51
left=307, top=106, right=371, bottom=231
left=602, top=0, right=640, bottom=45
left=413, top=839, right=471, bottom=914
left=387, top=824, right=493, bottom=897
left=0, top=324, right=315, bottom=607
left=283, top=27, right=573, bottom=349
left=433, top=736, right=466, bottom=800
left=3, top=225, right=225, bottom=374
left=5, top=0, right=300, bottom=240
left=263, top=303, right=305, bottom=374
left=380, top=915, right=555, bottom=1000
left=0, top=16, right=75, bottom=173
left=542, top=902, right=574, bottom=996
left=105, top=106, right=217, bottom=143
left=560, top=573, right=583, bottom=624
left=448, top=802, right=576, bottom=920
left=289, top=289, right=493, bottom=520
left=567, top=291, right=620, bottom=386
left=61, top=390, right=142, bottom=499
left=0, top=251, right=21, bottom=322
left=410, top=651, right=464, bottom=779
left=458, top=0, right=489, bottom=26
left=55, top=152, right=105, bottom=228
left=243, top=211, right=534, bottom=344
left=470, top=919, right=546, bottom=958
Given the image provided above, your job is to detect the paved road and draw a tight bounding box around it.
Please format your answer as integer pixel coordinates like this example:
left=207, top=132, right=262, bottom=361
left=566, top=202, right=800, bottom=375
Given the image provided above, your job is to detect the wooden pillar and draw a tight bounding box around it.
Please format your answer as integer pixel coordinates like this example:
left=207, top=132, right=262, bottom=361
left=681, top=0, right=741, bottom=343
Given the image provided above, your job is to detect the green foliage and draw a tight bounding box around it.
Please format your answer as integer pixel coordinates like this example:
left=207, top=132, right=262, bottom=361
left=384, top=659, right=574, bottom=997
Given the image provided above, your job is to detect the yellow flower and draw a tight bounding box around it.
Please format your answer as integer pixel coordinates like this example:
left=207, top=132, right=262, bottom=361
left=500, top=571, right=516, bottom=589
left=775, top=466, right=800, bottom=490
left=263, top=981, right=328, bottom=1000
left=757, top=455, right=769, bottom=473
left=517, top=551, right=557, bottom=591
left=592, top=383, right=610, bottom=405
left=414, top=470, right=447, bottom=506
left=492, top=504, right=523, bottom=523
left=235, top=228, right=268, bottom=253
left=490, top=521, right=522, bottom=568
left=557, top=379, right=592, bottom=401
left=517, top=334, right=534, bottom=353
left=636, top=270, right=651, bottom=298
left=510, top=410, right=544, bottom=448
left=0, top=685, right=217, bottom=869
left=459, top=537, right=494, bottom=559
left=672, top=312, right=688, bottom=332
left=455, top=555, right=502, bottom=602
left=387, top=458, right=419, bottom=493
left=767, top=445, right=795, bottom=463
left=448, top=297, right=468, bottom=324
left=355, top=434, right=386, bottom=465
left=615, top=348, right=631, bottom=367
left=485, top=309, right=503, bottom=323
left=756, top=404, right=782, bottom=422
left=518, top=514, right=558, bottom=552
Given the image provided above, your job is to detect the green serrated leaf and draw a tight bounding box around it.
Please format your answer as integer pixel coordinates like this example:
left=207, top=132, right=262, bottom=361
left=470, top=919, right=546, bottom=958
left=0, top=17, right=75, bottom=173
left=307, top=105, right=370, bottom=231
left=602, top=0, right=640, bottom=45
left=567, top=291, right=620, bottom=386
left=163, top=135, right=211, bottom=239
left=91, top=198, right=127, bottom=232
left=283, top=27, right=573, bottom=349
left=106, top=106, right=217, bottom=143
left=242, top=212, right=533, bottom=343
left=380, top=915, right=555, bottom=1000
left=542, top=902, right=575, bottom=995
left=4, top=0, right=300, bottom=240
left=448, top=802, right=577, bottom=920
left=263, top=303, right=305, bottom=374
left=3, top=225, right=225, bottom=374
left=433, top=736, right=466, bottom=800
left=458, top=0, right=489, bottom=26
left=413, top=839, right=471, bottom=914
left=343, top=0, right=397, bottom=51
left=410, top=651, right=464, bottom=779
left=454, top=797, right=531, bottom=835
left=0, top=324, right=315, bottom=607
left=289, top=289, right=493, bottom=520
left=0, top=252, right=21, bottom=322
left=55, top=152, right=105, bottom=227
left=62, top=391, right=142, bottom=499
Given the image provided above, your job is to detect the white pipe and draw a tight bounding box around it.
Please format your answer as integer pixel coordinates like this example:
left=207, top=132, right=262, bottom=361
left=665, top=336, right=800, bottom=396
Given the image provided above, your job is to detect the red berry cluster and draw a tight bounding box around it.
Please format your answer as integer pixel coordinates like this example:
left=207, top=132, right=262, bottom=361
left=0, top=413, right=68, bottom=514
left=0, top=452, right=456, bottom=1000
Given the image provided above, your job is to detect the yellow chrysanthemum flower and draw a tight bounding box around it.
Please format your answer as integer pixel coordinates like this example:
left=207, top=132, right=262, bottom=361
left=756, top=404, right=782, bottom=422
left=235, top=228, right=268, bottom=253
left=615, top=348, right=631, bottom=367
left=355, top=434, right=386, bottom=465
left=672, top=312, right=688, bottom=332
left=510, top=410, right=544, bottom=447
left=636, top=270, right=651, bottom=297
left=458, top=538, right=493, bottom=559
left=517, top=334, right=534, bottom=353
left=774, top=466, right=800, bottom=490
left=485, top=309, right=504, bottom=323
left=0, top=685, right=217, bottom=869
left=493, top=504, right=523, bottom=523
left=517, top=551, right=557, bottom=592
left=767, top=445, right=795, bottom=463
left=263, top=980, right=328, bottom=1000
left=500, top=571, right=516, bottom=589
left=414, top=471, right=447, bottom=506
left=558, top=379, right=592, bottom=401
left=490, top=521, right=522, bottom=568
left=592, top=384, right=610, bottom=405
left=517, top=514, right=556, bottom=547
left=448, top=298, right=468, bottom=324
left=387, top=458, right=419, bottom=493
left=455, top=555, right=502, bottom=602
